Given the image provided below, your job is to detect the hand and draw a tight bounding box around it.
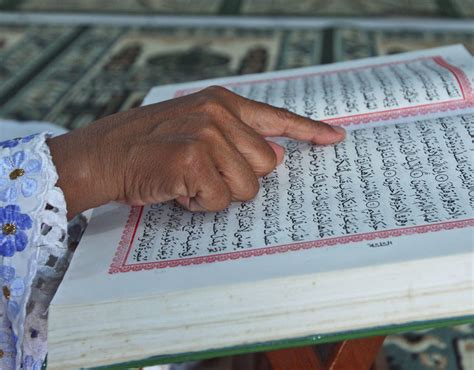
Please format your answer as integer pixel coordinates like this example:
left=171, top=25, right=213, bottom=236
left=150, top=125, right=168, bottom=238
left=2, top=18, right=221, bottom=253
left=48, top=86, right=345, bottom=218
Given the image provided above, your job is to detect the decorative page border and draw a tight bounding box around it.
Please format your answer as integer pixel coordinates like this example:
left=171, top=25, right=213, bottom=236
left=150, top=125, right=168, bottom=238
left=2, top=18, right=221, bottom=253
left=109, top=54, right=474, bottom=274
left=173, top=56, right=474, bottom=127
left=109, top=212, right=474, bottom=273
left=109, top=206, right=144, bottom=274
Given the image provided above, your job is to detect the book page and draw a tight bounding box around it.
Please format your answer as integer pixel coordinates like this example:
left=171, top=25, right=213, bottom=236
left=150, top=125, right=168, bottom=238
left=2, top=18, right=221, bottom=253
left=53, top=46, right=474, bottom=305
left=144, top=44, right=474, bottom=128
left=109, top=113, right=473, bottom=273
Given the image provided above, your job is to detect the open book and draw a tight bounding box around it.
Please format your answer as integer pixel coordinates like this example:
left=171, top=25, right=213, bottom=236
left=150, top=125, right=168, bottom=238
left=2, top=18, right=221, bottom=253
left=48, top=45, right=474, bottom=369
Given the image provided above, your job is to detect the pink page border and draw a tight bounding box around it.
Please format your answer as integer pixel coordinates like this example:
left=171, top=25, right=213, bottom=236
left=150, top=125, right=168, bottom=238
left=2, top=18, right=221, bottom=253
left=109, top=55, right=474, bottom=274
left=110, top=217, right=473, bottom=273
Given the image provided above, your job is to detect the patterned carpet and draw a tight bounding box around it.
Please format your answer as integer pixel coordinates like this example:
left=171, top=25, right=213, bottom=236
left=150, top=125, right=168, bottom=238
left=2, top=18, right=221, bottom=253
left=384, top=325, right=474, bottom=370
left=1, top=21, right=472, bottom=130
left=0, top=3, right=473, bottom=370
left=0, top=0, right=473, bottom=17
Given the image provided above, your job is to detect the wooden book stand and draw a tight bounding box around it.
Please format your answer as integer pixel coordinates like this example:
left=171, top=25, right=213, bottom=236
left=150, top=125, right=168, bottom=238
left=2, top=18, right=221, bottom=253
left=266, top=336, right=386, bottom=370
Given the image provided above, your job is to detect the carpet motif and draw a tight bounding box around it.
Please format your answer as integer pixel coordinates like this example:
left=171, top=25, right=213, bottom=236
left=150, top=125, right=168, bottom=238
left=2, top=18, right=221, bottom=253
left=384, top=324, right=474, bottom=370
left=1, top=0, right=473, bottom=17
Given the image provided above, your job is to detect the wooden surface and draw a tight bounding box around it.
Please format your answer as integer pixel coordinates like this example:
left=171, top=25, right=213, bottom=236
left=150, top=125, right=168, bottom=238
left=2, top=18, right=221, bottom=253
left=266, top=346, right=325, bottom=370
left=266, top=336, right=386, bottom=370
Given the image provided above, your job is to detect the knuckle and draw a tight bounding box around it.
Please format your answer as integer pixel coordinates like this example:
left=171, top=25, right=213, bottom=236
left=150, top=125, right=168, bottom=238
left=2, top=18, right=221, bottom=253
left=258, top=147, right=278, bottom=175
left=275, top=107, right=296, bottom=121
left=203, top=85, right=229, bottom=97
left=180, top=141, right=207, bottom=170
left=240, top=177, right=259, bottom=201
left=195, top=121, right=221, bottom=142
left=195, top=86, right=233, bottom=117
left=206, top=188, right=231, bottom=212
left=215, top=193, right=231, bottom=211
left=196, top=96, right=228, bottom=118
left=312, top=120, right=328, bottom=132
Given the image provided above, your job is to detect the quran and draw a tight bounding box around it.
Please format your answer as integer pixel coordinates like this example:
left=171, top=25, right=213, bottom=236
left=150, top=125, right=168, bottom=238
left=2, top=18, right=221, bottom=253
left=48, top=45, right=474, bottom=369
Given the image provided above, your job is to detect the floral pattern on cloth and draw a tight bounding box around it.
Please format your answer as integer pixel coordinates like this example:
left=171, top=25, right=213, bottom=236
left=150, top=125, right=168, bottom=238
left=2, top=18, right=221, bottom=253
left=0, top=133, right=67, bottom=369
left=0, top=136, right=36, bottom=150
left=0, top=151, right=42, bottom=202
left=0, top=206, right=33, bottom=257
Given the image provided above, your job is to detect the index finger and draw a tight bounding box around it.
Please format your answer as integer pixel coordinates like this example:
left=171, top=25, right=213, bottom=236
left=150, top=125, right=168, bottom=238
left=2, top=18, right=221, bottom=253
left=235, top=94, right=346, bottom=145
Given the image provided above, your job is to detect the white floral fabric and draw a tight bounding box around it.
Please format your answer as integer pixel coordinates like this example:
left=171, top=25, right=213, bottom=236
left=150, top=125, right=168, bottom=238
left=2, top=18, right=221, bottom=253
left=0, top=133, right=67, bottom=369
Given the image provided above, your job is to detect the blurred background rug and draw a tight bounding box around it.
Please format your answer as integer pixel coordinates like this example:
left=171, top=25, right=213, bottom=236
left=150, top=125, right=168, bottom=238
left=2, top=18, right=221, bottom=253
left=0, top=20, right=472, bottom=129
left=0, top=0, right=473, bottom=17
left=0, top=2, right=473, bottom=369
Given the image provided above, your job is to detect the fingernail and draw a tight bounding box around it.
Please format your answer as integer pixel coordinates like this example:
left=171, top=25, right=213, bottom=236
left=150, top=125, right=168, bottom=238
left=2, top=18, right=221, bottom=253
left=332, top=125, right=345, bottom=134
left=176, top=196, right=190, bottom=208
left=189, top=199, right=207, bottom=212
left=267, top=141, right=285, bottom=165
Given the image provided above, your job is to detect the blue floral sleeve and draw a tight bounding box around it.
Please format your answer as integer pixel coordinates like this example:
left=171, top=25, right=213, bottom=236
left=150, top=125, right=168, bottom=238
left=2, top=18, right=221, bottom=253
left=0, top=134, right=67, bottom=369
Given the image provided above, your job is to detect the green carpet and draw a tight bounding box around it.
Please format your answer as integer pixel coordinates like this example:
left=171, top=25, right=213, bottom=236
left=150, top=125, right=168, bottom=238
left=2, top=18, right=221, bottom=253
left=0, top=0, right=473, bottom=17
left=384, top=324, right=474, bottom=370
left=0, top=22, right=472, bottom=129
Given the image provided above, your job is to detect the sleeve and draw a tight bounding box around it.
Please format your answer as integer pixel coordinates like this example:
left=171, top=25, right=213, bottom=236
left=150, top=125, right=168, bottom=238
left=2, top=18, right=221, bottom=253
left=0, top=133, right=68, bottom=369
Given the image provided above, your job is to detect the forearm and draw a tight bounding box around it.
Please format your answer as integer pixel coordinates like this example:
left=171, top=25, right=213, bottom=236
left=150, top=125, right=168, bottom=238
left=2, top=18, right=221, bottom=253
left=47, top=127, right=112, bottom=219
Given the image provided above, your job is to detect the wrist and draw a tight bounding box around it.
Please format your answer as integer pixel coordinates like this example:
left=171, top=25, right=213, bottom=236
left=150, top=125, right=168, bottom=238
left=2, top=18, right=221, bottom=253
left=47, top=128, right=113, bottom=218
